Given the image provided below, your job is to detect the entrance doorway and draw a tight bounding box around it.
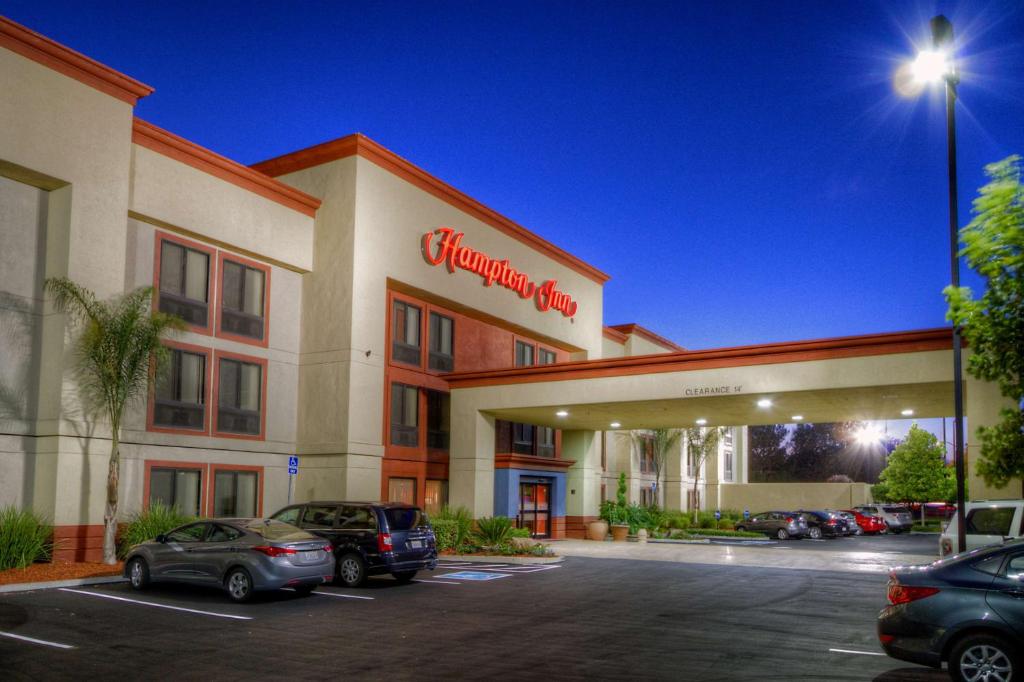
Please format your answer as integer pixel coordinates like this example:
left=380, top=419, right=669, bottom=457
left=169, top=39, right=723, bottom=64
left=518, top=478, right=551, bottom=538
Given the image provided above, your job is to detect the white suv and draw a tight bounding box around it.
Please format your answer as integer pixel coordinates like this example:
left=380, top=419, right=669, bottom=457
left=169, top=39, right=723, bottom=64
left=855, top=504, right=913, bottom=534
left=939, top=499, right=1024, bottom=557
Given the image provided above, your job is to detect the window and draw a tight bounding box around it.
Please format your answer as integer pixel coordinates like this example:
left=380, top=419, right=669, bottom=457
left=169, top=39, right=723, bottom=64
left=724, top=428, right=734, bottom=446
left=687, top=489, right=701, bottom=511
left=159, top=239, right=209, bottom=327
left=272, top=506, right=300, bottom=526
left=512, top=423, right=535, bottom=455
left=390, top=383, right=418, bottom=447
left=966, top=507, right=1017, bottom=536
left=392, top=300, right=421, bottom=365
left=154, top=348, right=206, bottom=430
left=537, top=426, right=555, bottom=458
left=424, top=480, right=448, bottom=516
left=724, top=448, right=734, bottom=482
left=213, top=470, right=258, bottom=517
left=428, top=312, right=454, bottom=371
left=207, top=524, right=243, bottom=542
left=302, top=504, right=339, bottom=529
left=640, top=487, right=655, bottom=506
left=167, top=523, right=207, bottom=543
left=639, top=435, right=655, bottom=473
left=426, top=390, right=449, bottom=450
left=217, top=358, right=263, bottom=436
left=515, top=341, right=534, bottom=367
left=339, top=506, right=377, bottom=530
left=149, top=467, right=202, bottom=516
left=221, top=259, right=266, bottom=341
left=686, top=447, right=696, bottom=478
left=388, top=477, right=416, bottom=505
left=538, top=348, right=556, bottom=365
left=600, top=484, right=607, bottom=503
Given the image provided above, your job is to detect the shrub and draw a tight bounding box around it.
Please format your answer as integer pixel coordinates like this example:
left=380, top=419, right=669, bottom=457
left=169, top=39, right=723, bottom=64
left=663, top=511, right=691, bottom=530
left=118, top=503, right=196, bottom=559
left=435, top=506, right=474, bottom=546
left=474, top=516, right=514, bottom=545
left=432, top=519, right=458, bottom=551
left=0, top=506, right=53, bottom=570
left=508, top=527, right=531, bottom=538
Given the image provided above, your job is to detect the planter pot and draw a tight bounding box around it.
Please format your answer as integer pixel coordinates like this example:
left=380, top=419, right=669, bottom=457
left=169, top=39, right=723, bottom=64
left=586, top=520, right=609, bottom=541
left=610, top=524, right=630, bottom=542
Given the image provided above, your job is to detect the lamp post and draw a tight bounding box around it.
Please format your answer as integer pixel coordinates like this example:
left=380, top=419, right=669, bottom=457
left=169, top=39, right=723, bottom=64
left=911, top=15, right=967, bottom=552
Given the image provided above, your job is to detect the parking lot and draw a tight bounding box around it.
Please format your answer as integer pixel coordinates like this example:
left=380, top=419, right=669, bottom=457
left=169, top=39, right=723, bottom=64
left=0, top=542, right=948, bottom=682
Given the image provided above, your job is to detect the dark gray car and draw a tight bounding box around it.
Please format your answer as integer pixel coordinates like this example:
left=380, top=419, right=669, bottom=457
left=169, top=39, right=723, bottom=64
left=123, top=518, right=335, bottom=602
left=878, top=538, right=1024, bottom=681
left=734, top=511, right=809, bottom=540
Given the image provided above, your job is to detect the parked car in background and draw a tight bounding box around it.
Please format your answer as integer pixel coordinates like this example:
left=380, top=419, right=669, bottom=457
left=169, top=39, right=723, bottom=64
left=734, top=511, right=809, bottom=540
left=270, top=501, right=438, bottom=587
left=940, top=499, right=1024, bottom=557
left=836, top=510, right=863, bottom=535
left=878, top=538, right=1024, bottom=681
left=856, top=504, right=913, bottom=534
left=797, top=510, right=846, bottom=539
left=842, top=509, right=887, bottom=535
left=123, top=518, right=334, bottom=603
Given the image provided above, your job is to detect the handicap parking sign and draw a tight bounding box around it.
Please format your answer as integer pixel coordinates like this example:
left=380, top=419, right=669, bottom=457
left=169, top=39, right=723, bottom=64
left=289, top=456, right=299, bottom=467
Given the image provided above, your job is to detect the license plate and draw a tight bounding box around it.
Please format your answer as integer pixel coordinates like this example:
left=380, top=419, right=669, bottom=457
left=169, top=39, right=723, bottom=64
left=301, top=551, right=319, bottom=562
left=409, top=539, right=423, bottom=549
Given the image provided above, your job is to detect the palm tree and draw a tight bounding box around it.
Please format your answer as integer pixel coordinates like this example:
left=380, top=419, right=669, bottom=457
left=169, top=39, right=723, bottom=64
left=629, top=428, right=683, bottom=507
left=45, top=277, right=184, bottom=564
left=685, top=426, right=728, bottom=523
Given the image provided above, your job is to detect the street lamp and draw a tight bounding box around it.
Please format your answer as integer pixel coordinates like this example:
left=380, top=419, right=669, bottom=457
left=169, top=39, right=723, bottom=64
left=908, top=15, right=967, bottom=552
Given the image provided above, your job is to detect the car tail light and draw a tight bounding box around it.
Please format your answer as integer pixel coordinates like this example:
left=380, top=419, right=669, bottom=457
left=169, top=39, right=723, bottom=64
left=878, top=634, right=894, bottom=645
left=252, top=545, right=297, bottom=557
left=785, top=517, right=794, bottom=523
left=887, top=578, right=940, bottom=605
left=827, top=519, right=836, bottom=526
left=322, top=544, right=332, bottom=553
left=377, top=533, right=393, bottom=552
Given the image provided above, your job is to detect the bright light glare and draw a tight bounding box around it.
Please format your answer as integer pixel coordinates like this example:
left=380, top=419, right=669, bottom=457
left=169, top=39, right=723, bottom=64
left=901, top=409, right=914, bottom=416
left=912, top=50, right=949, bottom=83
left=855, top=424, right=884, bottom=446
left=757, top=398, right=773, bottom=408
left=695, top=418, right=707, bottom=425
left=792, top=415, right=804, bottom=421
left=555, top=410, right=569, bottom=417
left=610, top=422, right=621, bottom=429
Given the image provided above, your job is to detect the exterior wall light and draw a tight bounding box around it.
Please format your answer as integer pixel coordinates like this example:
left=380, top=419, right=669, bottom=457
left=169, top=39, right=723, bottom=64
left=792, top=415, right=804, bottom=421
left=555, top=410, right=569, bottom=417
left=901, top=409, right=914, bottom=416
left=695, top=418, right=707, bottom=425
left=756, top=398, right=773, bottom=408
left=609, top=422, right=621, bottom=429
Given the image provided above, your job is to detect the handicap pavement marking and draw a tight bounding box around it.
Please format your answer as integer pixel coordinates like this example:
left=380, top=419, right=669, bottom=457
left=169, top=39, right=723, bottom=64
left=437, top=561, right=560, bottom=574
left=439, top=571, right=512, bottom=581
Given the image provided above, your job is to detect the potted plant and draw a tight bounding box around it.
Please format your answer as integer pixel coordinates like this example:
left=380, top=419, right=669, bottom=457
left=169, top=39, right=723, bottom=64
left=604, top=473, right=631, bottom=542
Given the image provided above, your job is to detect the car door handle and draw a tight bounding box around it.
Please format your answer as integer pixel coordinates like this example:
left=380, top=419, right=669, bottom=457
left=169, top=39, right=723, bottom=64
left=1001, top=588, right=1024, bottom=598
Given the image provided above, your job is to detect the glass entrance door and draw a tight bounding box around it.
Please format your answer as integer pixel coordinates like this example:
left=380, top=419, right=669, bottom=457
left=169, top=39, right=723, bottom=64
left=518, top=480, right=551, bottom=539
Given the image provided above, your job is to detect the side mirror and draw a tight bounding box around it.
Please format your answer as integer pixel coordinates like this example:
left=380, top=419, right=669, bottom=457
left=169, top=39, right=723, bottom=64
left=155, top=534, right=167, bottom=543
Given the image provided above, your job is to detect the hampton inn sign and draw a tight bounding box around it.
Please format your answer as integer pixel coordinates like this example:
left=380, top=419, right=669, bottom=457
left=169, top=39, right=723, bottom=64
left=421, top=227, right=580, bottom=318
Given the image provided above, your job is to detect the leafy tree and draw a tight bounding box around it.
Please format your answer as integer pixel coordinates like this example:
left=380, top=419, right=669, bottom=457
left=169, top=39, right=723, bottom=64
left=878, top=425, right=955, bottom=520
left=685, top=426, right=727, bottom=523
left=629, top=428, right=683, bottom=506
left=788, top=422, right=856, bottom=481
left=748, top=424, right=790, bottom=482
left=945, top=155, right=1024, bottom=493
left=45, top=278, right=183, bottom=564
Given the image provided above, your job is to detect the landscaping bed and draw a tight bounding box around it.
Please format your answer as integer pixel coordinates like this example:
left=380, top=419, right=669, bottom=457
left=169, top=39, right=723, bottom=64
left=0, top=560, right=122, bottom=586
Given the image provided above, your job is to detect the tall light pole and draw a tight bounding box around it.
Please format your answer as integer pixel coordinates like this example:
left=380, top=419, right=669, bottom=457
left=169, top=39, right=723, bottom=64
left=911, top=15, right=967, bottom=552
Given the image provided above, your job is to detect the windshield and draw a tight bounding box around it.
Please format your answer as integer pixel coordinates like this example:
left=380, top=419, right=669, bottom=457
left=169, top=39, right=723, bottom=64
left=244, top=519, right=317, bottom=542
left=883, top=506, right=908, bottom=513
left=383, top=507, right=429, bottom=531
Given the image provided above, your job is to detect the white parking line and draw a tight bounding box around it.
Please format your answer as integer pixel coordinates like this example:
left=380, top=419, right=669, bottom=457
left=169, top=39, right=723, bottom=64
left=58, top=588, right=252, bottom=620
left=415, top=579, right=462, bottom=585
left=310, top=591, right=374, bottom=600
left=0, top=631, right=75, bottom=650
left=828, top=648, right=886, bottom=657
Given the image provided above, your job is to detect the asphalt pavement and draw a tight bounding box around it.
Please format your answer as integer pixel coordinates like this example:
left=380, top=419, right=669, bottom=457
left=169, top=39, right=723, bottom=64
left=0, top=549, right=946, bottom=681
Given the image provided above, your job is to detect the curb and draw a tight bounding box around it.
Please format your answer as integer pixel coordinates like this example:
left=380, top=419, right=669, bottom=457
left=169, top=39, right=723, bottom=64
left=439, top=555, right=563, bottom=565
left=0, top=575, right=126, bottom=594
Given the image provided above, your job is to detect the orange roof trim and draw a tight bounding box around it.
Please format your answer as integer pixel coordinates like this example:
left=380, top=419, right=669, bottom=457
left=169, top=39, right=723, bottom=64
left=251, top=134, right=611, bottom=285
left=0, top=16, right=153, bottom=105
left=608, top=323, right=686, bottom=352
left=602, top=326, right=628, bottom=344
left=446, top=328, right=954, bottom=389
left=133, top=119, right=321, bottom=217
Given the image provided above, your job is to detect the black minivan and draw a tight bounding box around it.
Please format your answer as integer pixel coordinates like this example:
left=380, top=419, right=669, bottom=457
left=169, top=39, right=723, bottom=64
left=270, top=501, right=437, bottom=587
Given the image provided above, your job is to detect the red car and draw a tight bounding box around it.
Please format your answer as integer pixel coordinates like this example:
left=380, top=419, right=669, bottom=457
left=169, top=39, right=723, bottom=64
left=842, top=509, right=887, bottom=534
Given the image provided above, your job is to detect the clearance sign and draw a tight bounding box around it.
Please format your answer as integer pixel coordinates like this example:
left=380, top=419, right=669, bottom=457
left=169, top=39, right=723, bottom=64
left=421, top=227, right=579, bottom=318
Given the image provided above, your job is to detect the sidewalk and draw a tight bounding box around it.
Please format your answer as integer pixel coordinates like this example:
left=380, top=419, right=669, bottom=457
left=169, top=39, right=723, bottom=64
left=547, top=538, right=936, bottom=574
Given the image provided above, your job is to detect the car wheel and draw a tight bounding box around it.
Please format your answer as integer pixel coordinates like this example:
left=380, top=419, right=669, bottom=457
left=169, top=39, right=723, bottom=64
left=776, top=528, right=790, bottom=540
left=809, top=526, right=822, bottom=540
left=225, top=567, right=254, bottom=603
left=128, top=557, right=150, bottom=590
left=735, top=525, right=746, bottom=533
left=336, top=553, right=367, bottom=588
left=949, top=633, right=1018, bottom=682
left=392, top=570, right=417, bottom=583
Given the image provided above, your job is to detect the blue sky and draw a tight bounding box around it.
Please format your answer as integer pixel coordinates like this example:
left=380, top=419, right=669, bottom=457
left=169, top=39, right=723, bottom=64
left=5, top=0, right=1023, bottom=351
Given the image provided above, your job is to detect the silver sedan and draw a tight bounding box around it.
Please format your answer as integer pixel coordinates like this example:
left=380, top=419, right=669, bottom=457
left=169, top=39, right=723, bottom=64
left=123, top=518, right=335, bottom=602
